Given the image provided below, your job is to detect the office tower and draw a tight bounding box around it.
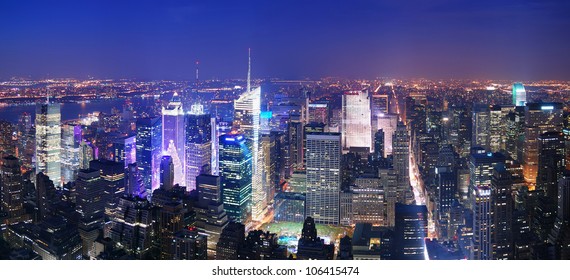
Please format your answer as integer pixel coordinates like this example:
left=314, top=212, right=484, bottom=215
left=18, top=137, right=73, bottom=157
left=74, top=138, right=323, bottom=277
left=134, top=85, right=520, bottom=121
left=394, top=203, right=428, bottom=260
left=308, top=102, right=329, bottom=125
left=376, top=113, right=398, bottom=157
left=79, top=140, right=97, bottom=169
left=305, top=133, right=341, bottom=225
left=512, top=82, right=527, bottom=106
left=219, top=134, right=252, bottom=224
left=111, top=135, right=136, bottom=167
left=261, top=133, right=277, bottom=208
left=471, top=186, right=492, bottom=260
left=185, top=104, right=212, bottom=191
left=160, top=155, right=174, bottom=191
left=296, top=217, right=335, bottom=260
left=35, top=101, right=61, bottom=186
left=1, top=155, right=27, bottom=224
left=35, top=172, right=58, bottom=222
left=211, top=117, right=219, bottom=175
left=536, top=132, right=565, bottom=201
left=172, top=227, right=207, bottom=260
left=89, top=159, right=125, bottom=220
left=550, top=172, right=570, bottom=259
left=371, top=93, right=389, bottom=117
left=136, top=117, right=162, bottom=193
left=393, top=122, right=412, bottom=203
left=378, top=168, right=397, bottom=227
left=61, top=124, right=81, bottom=184
left=436, top=166, right=457, bottom=219
left=287, top=120, right=303, bottom=173
left=374, top=129, right=385, bottom=160
left=472, top=104, right=490, bottom=150
left=158, top=201, right=185, bottom=259
left=468, top=149, right=507, bottom=204
left=488, top=105, right=515, bottom=153
left=522, top=102, right=563, bottom=187
left=0, top=121, right=15, bottom=159
left=125, top=163, right=146, bottom=198
left=505, top=108, right=525, bottom=160
left=162, top=92, right=186, bottom=186
left=108, top=196, right=157, bottom=258
left=75, top=169, right=106, bottom=258
left=491, top=163, right=513, bottom=259
left=233, top=56, right=263, bottom=221
left=193, top=174, right=229, bottom=254
left=215, top=222, right=245, bottom=260
left=342, top=90, right=372, bottom=151
left=341, top=176, right=384, bottom=226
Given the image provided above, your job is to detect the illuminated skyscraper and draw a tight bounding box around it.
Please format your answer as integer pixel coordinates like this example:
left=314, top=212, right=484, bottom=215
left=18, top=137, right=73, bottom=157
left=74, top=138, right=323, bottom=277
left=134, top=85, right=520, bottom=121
left=491, top=163, right=513, bottom=260
left=536, top=131, right=565, bottom=201
left=194, top=174, right=229, bottom=254
left=136, top=117, right=162, bottom=194
left=1, top=155, right=28, bottom=224
left=305, top=132, right=341, bottom=225
left=472, top=104, right=490, bottom=150
left=394, top=203, right=428, bottom=260
left=393, top=122, right=412, bottom=203
left=308, top=102, right=329, bottom=125
left=232, top=51, right=264, bottom=222
left=376, top=113, right=398, bottom=157
left=112, top=135, right=136, bottom=167
left=471, top=186, right=493, bottom=260
left=468, top=149, right=506, bottom=205
left=162, top=93, right=185, bottom=186
left=219, top=134, right=252, bottom=224
left=61, top=124, right=81, bottom=184
left=75, top=169, right=105, bottom=258
left=512, top=82, right=527, bottom=106
left=185, top=104, right=212, bottom=192
left=342, top=90, right=372, bottom=151
left=522, top=102, right=563, bottom=187
left=35, top=101, right=61, bottom=186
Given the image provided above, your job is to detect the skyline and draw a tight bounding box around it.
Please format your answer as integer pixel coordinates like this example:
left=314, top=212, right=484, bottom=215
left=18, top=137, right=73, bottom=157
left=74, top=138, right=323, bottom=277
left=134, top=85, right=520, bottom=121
left=1, top=0, right=570, bottom=81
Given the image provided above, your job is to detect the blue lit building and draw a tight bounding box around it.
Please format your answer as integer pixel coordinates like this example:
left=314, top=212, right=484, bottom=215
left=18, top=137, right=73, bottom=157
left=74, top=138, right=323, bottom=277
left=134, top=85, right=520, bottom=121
left=219, top=134, right=252, bottom=224
left=512, top=82, right=527, bottom=106
left=136, top=117, right=162, bottom=194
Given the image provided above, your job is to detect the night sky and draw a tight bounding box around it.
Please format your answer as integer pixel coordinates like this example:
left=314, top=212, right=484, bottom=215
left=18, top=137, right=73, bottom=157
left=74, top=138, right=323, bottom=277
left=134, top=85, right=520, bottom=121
left=1, top=0, right=569, bottom=80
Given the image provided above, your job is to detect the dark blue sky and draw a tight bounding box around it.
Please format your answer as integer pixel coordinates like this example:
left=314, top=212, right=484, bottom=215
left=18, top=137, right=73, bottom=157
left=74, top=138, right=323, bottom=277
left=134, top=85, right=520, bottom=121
left=1, top=0, right=569, bottom=80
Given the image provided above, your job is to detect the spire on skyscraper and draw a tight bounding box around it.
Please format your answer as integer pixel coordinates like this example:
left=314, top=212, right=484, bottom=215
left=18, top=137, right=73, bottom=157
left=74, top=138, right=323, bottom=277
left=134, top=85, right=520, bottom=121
left=247, top=48, right=251, bottom=93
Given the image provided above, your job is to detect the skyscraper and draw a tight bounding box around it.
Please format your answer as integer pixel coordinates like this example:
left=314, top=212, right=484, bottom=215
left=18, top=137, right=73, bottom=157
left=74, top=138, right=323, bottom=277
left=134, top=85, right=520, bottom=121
left=305, top=132, right=341, bottom=225
left=219, top=134, right=252, bottom=224
left=376, top=113, right=398, bottom=157
left=468, top=149, right=506, bottom=205
left=512, top=82, right=527, bottom=106
left=536, top=131, right=565, bottom=201
left=522, top=102, right=563, bottom=187
left=161, top=93, right=186, bottom=186
left=75, top=169, right=106, bottom=258
left=185, top=104, right=212, bottom=192
left=35, top=101, right=61, bottom=186
left=472, top=104, right=490, bottom=150
left=374, top=129, right=385, bottom=160
left=1, top=155, right=28, bottom=224
left=194, top=174, right=229, bottom=254
left=160, top=155, right=174, bottom=191
left=61, top=124, right=81, bottom=184
left=491, top=163, right=513, bottom=260
left=394, top=203, right=428, bottom=260
left=393, top=122, right=412, bottom=203
left=136, top=117, right=162, bottom=194
left=342, top=90, right=372, bottom=151
left=471, top=186, right=493, bottom=260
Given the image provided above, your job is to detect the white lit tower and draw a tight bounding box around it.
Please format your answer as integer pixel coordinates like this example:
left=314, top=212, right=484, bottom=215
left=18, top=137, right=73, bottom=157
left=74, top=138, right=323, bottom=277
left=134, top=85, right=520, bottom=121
left=35, top=95, right=62, bottom=187
left=232, top=49, right=265, bottom=222
left=162, top=92, right=185, bottom=186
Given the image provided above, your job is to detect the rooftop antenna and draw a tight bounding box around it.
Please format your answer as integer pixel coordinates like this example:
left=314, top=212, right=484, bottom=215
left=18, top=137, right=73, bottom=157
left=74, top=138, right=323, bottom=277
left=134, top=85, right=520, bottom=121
left=195, top=60, right=199, bottom=83
left=247, top=48, right=251, bottom=92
